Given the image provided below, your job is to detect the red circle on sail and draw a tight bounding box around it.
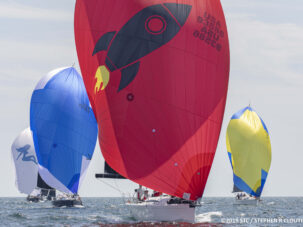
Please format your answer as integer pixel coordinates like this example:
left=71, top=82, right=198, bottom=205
left=145, top=15, right=166, bottom=35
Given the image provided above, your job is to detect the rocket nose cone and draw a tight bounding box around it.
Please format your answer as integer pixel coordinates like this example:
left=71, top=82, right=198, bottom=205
left=164, top=3, right=192, bottom=26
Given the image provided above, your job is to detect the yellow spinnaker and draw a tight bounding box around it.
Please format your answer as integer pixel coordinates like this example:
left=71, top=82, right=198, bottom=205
left=226, top=106, right=271, bottom=197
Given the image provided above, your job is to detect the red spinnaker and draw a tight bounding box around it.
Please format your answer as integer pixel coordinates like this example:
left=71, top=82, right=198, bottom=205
left=75, top=0, right=230, bottom=201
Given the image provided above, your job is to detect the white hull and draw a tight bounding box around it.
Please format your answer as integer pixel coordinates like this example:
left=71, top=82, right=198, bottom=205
left=234, top=192, right=258, bottom=205
left=234, top=198, right=258, bottom=205
left=126, top=196, right=195, bottom=223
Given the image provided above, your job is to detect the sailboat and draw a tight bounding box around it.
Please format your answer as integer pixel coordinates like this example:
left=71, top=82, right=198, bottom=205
left=12, top=128, right=39, bottom=201
left=226, top=106, right=272, bottom=205
left=75, top=0, right=230, bottom=222
left=27, top=174, right=56, bottom=202
left=37, top=173, right=56, bottom=201
left=30, top=67, right=98, bottom=207
left=11, top=128, right=56, bottom=202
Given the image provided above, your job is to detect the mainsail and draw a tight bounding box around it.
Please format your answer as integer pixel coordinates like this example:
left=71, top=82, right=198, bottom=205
left=226, top=106, right=272, bottom=197
left=95, top=162, right=125, bottom=179
left=37, top=173, right=56, bottom=198
left=75, top=0, right=230, bottom=200
left=30, top=67, right=98, bottom=194
left=11, top=128, right=38, bottom=195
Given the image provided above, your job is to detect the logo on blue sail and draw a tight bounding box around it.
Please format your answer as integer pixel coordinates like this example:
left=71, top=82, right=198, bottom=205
left=16, top=145, right=37, bottom=164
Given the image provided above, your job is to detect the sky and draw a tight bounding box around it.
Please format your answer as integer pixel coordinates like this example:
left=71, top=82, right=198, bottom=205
left=0, top=0, right=302, bottom=197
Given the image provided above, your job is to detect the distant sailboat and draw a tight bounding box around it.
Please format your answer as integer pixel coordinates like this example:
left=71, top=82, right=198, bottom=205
left=12, top=128, right=38, bottom=200
left=226, top=106, right=272, bottom=205
left=30, top=67, right=98, bottom=207
left=75, top=0, right=230, bottom=222
left=11, top=128, right=56, bottom=202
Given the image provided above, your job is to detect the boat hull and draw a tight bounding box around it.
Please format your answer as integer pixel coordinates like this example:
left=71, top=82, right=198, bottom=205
left=26, top=196, right=41, bottom=203
left=127, top=202, right=195, bottom=223
left=52, top=199, right=83, bottom=207
left=234, top=198, right=258, bottom=205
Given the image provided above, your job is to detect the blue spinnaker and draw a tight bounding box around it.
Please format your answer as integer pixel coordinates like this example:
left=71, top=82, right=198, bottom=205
left=30, top=67, right=98, bottom=194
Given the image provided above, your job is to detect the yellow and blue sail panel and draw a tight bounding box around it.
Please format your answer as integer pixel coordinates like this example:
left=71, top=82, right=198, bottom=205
left=226, top=106, right=271, bottom=197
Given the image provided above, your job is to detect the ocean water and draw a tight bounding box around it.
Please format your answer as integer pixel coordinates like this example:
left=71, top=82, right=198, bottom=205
left=1, top=197, right=303, bottom=227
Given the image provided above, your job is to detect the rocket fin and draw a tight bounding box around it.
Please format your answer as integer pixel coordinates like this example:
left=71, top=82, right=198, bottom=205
left=92, top=31, right=116, bottom=55
left=163, top=3, right=192, bottom=26
left=118, top=61, right=140, bottom=92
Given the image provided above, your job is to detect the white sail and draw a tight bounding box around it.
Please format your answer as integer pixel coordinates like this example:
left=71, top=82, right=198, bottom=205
left=11, top=128, right=38, bottom=195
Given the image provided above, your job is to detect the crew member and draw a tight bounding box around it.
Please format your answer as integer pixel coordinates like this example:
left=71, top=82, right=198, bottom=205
left=152, top=190, right=162, bottom=197
left=136, top=185, right=144, bottom=201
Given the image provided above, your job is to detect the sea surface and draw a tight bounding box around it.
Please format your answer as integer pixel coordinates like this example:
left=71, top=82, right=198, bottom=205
left=1, top=197, right=303, bottom=227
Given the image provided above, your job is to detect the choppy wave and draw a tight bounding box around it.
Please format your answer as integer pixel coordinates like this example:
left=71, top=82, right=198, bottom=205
left=0, top=197, right=302, bottom=226
left=196, top=211, right=223, bottom=223
left=8, top=212, right=27, bottom=220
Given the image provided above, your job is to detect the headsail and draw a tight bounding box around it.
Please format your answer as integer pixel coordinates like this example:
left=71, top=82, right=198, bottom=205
left=11, top=128, right=38, bottom=195
left=75, top=0, right=230, bottom=200
left=30, top=67, right=98, bottom=194
left=226, top=106, right=272, bottom=197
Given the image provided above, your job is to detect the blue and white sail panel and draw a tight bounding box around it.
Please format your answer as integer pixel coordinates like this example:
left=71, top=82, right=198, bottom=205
left=11, top=128, right=38, bottom=195
left=30, top=67, right=98, bottom=194
left=78, top=156, right=91, bottom=191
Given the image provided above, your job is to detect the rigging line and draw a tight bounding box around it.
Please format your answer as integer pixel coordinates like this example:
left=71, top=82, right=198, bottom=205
left=99, top=179, right=132, bottom=205
left=97, top=178, right=124, bottom=195
left=113, top=179, right=130, bottom=204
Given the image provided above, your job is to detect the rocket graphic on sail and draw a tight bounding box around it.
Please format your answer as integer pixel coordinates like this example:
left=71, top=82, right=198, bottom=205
left=92, top=3, right=192, bottom=92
